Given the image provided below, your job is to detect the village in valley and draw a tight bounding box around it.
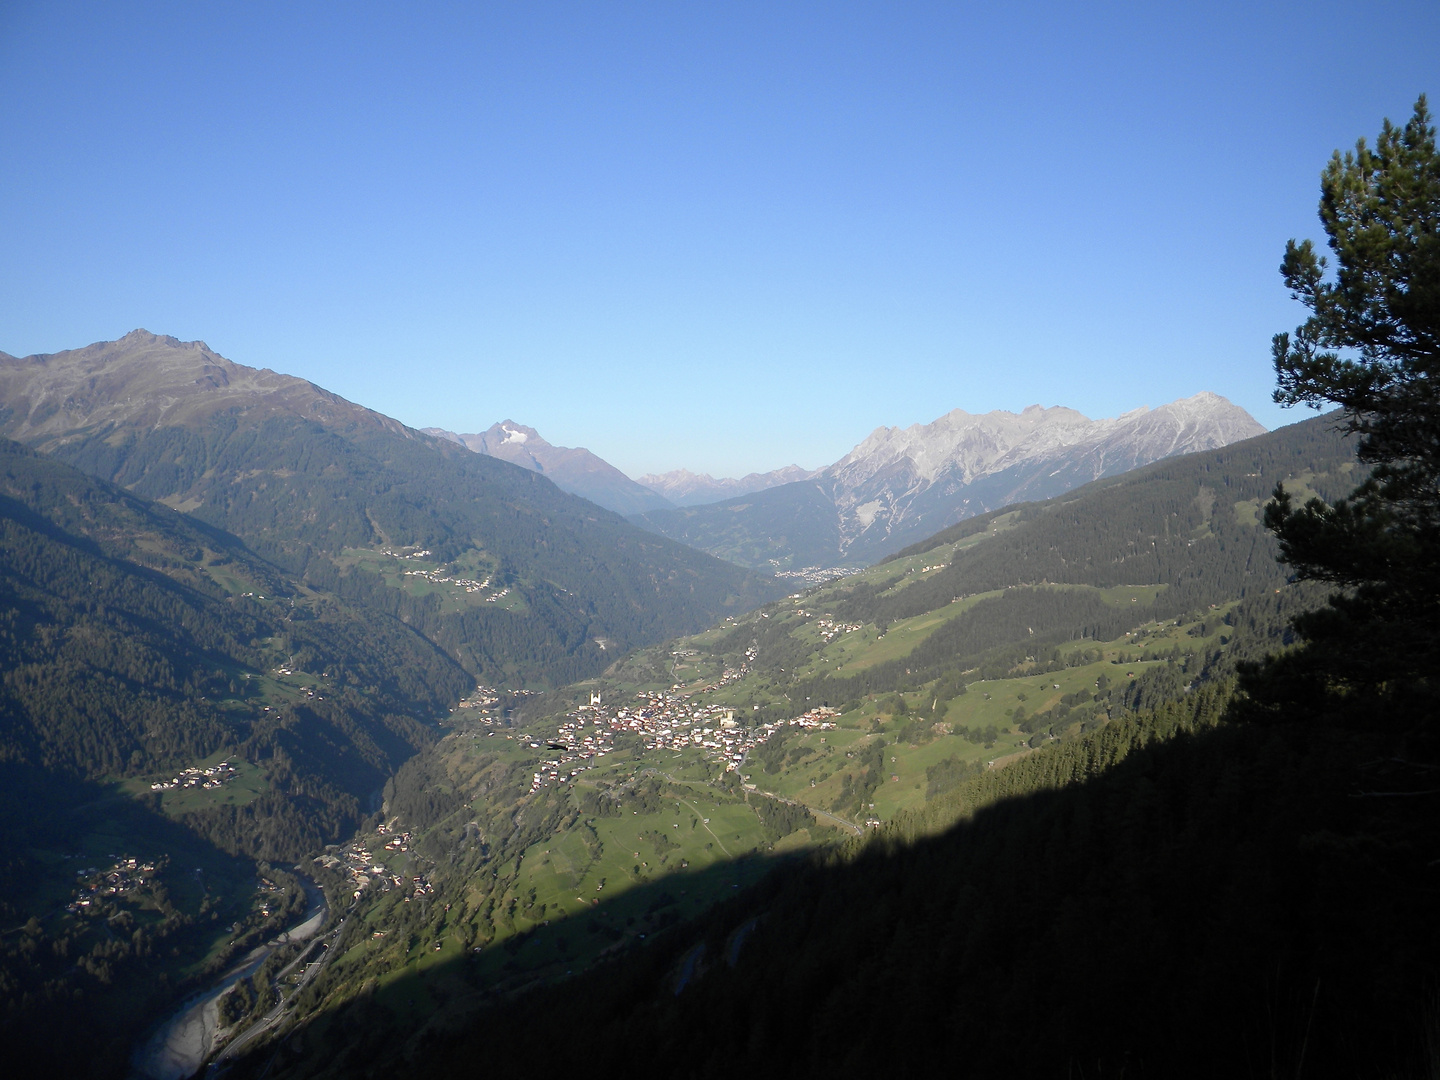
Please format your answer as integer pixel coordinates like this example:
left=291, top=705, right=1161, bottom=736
left=769, top=565, right=857, bottom=587
left=150, top=761, right=239, bottom=792
left=444, top=641, right=847, bottom=798
left=66, top=856, right=164, bottom=914
left=314, top=823, right=434, bottom=904
left=526, top=689, right=838, bottom=795
left=383, top=548, right=512, bottom=603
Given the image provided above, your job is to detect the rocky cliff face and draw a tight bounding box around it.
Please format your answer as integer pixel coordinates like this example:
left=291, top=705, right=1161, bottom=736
left=422, top=421, right=673, bottom=516
left=821, top=393, right=1267, bottom=556
left=633, top=393, right=1268, bottom=568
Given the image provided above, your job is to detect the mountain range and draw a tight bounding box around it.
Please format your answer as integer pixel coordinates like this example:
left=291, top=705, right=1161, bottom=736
left=633, top=393, right=1267, bottom=568
left=0, top=331, right=778, bottom=688
left=425, top=394, right=1265, bottom=569
left=419, top=423, right=815, bottom=513
left=421, top=421, right=672, bottom=517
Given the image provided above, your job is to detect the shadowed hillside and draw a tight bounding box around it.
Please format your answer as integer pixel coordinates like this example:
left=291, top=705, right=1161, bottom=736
left=220, top=674, right=1440, bottom=1079
left=0, top=332, right=782, bottom=687
left=0, top=438, right=473, bottom=1073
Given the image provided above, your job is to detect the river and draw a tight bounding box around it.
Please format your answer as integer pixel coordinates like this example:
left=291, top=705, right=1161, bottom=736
left=131, top=876, right=327, bottom=1080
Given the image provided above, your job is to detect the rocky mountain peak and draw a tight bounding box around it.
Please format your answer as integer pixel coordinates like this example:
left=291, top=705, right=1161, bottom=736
left=818, top=393, right=1265, bottom=554
left=633, top=392, right=1268, bottom=568
left=420, top=421, right=672, bottom=517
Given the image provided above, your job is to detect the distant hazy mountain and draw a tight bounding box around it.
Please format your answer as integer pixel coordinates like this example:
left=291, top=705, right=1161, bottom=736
left=636, top=464, right=818, bottom=507
left=422, top=421, right=673, bottom=517
left=634, top=393, right=1267, bottom=569
left=419, top=423, right=813, bottom=514
left=0, top=330, right=778, bottom=686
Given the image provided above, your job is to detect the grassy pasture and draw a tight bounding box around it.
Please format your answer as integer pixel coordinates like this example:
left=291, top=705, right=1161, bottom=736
left=534, top=583, right=1241, bottom=834
left=198, top=554, right=265, bottom=598
left=118, top=749, right=270, bottom=816
left=335, top=546, right=527, bottom=613
left=830, top=590, right=1000, bottom=673
left=370, top=590, right=1245, bottom=1000
left=740, top=599, right=1236, bottom=825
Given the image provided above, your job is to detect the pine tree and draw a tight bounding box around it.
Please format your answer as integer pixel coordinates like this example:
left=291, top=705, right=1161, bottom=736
left=1244, top=95, right=1438, bottom=725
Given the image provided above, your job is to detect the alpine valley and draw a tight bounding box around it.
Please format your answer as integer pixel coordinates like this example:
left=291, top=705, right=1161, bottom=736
left=196, top=407, right=1436, bottom=1080
left=0, top=331, right=776, bottom=1074
left=142, top=407, right=1438, bottom=1080
left=2, top=331, right=1434, bottom=1080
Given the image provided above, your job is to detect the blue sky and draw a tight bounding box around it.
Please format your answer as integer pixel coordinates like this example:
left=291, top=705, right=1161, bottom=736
left=2, top=2, right=1436, bottom=478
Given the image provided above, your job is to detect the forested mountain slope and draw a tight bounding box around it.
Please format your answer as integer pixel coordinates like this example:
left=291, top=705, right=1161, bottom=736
left=0, top=331, right=780, bottom=687
left=0, top=437, right=469, bottom=853
left=0, top=438, right=481, bottom=1074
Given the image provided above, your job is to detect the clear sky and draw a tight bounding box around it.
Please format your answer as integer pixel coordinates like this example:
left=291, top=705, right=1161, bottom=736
left=2, top=2, right=1436, bottom=478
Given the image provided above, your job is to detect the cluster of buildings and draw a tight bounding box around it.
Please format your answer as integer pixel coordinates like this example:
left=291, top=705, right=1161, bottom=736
left=807, top=616, right=864, bottom=643
left=673, top=640, right=759, bottom=693
left=771, top=565, right=856, bottom=587
left=454, top=685, right=500, bottom=716
left=150, top=761, right=238, bottom=792
left=314, top=823, right=437, bottom=905
left=314, top=824, right=407, bottom=900
left=673, top=639, right=759, bottom=689
left=254, top=873, right=292, bottom=918
left=403, top=566, right=492, bottom=593
left=67, top=856, right=161, bottom=912
left=526, top=685, right=841, bottom=795
left=449, top=684, right=546, bottom=726
left=788, top=706, right=841, bottom=730
left=381, top=548, right=513, bottom=602
left=720, top=642, right=761, bottom=686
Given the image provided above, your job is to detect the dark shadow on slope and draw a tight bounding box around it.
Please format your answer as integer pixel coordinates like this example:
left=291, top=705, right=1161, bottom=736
left=0, top=762, right=290, bottom=1079
left=227, top=699, right=1440, bottom=1080
left=217, top=847, right=796, bottom=1078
